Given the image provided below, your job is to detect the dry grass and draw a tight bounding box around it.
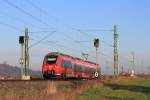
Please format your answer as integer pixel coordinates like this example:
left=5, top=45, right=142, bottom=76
left=0, top=79, right=103, bottom=100
left=1, top=76, right=149, bottom=100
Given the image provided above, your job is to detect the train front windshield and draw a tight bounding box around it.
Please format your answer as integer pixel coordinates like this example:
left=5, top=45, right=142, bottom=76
left=46, top=55, right=58, bottom=64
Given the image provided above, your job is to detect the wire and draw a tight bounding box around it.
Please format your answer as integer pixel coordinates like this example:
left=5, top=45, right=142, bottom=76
left=29, top=30, right=56, bottom=33
left=3, top=0, right=53, bottom=29
left=3, top=0, right=114, bottom=61
left=0, top=10, right=49, bottom=31
left=38, top=40, right=84, bottom=58
left=25, top=0, right=77, bottom=33
left=59, top=33, right=88, bottom=52
left=30, top=36, right=85, bottom=57
left=87, top=50, right=112, bottom=60
left=73, top=28, right=114, bottom=48
left=47, top=41, right=79, bottom=51
left=72, top=28, right=95, bottom=39
left=74, top=40, right=92, bottom=43
left=88, top=51, right=113, bottom=62
left=101, top=40, right=114, bottom=47
left=74, top=40, right=113, bottom=48
left=26, top=0, right=89, bottom=34
left=29, top=38, right=57, bottom=43
left=29, top=31, right=56, bottom=48
left=25, top=0, right=114, bottom=50
left=79, top=29, right=113, bottom=32
left=0, top=21, right=22, bottom=32
left=98, top=51, right=112, bottom=59
left=25, top=0, right=58, bottom=21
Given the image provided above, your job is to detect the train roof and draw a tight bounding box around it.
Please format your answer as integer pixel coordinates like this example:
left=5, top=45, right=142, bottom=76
left=47, top=52, right=96, bottom=65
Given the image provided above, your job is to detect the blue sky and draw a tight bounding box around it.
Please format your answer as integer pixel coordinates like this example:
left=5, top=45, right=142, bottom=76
left=0, top=0, right=150, bottom=74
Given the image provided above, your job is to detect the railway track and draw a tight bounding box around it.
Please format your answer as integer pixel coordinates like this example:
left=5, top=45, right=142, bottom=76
left=0, top=75, right=109, bottom=82
left=0, top=78, right=86, bottom=86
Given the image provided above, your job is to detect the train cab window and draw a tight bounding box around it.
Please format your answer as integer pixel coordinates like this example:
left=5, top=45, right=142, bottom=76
left=46, top=55, right=58, bottom=64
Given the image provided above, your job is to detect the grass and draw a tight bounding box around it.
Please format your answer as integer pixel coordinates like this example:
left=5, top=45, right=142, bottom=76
left=0, top=80, right=76, bottom=100
left=0, top=76, right=150, bottom=100
left=0, top=80, right=101, bottom=100
left=78, top=77, right=150, bottom=100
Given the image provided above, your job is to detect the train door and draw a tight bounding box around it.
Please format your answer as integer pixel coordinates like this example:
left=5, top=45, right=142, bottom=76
left=71, top=63, right=76, bottom=78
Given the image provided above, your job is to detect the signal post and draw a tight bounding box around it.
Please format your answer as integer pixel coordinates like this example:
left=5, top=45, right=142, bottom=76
left=94, top=38, right=100, bottom=78
left=19, top=28, right=30, bottom=80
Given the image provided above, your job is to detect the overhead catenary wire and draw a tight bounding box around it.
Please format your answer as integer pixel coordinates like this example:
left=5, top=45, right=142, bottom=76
left=24, top=0, right=114, bottom=56
left=73, top=28, right=113, bottom=48
left=25, top=0, right=114, bottom=49
left=1, top=0, right=92, bottom=57
left=30, top=36, right=94, bottom=60
left=18, top=30, right=113, bottom=68
left=74, top=40, right=93, bottom=43
left=3, top=0, right=54, bottom=29
left=74, top=39, right=113, bottom=47
left=101, top=40, right=114, bottom=47
left=35, top=40, right=83, bottom=57
left=29, top=31, right=84, bottom=55
left=72, top=28, right=95, bottom=39
left=0, top=9, right=49, bottom=31
left=0, top=21, right=22, bottom=32
left=78, top=29, right=113, bottom=32
left=59, top=32, right=90, bottom=52
left=33, top=38, right=96, bottom=59
left=46, top=41, right=82, bottom=53
left=29, top=30, right=57, bottom=34
left=29, top=38, right=57, bottom=43
left=88, top=50, right=112, bottom=60
left=25, top=0, right=58, bottom=21
left=58, top=31, right=113, bottom=62
left=25, top=0, right=103, bottom=40
left=28, top=30, right=57, bottom=43
left=0, top=0, right=111, bottom=63
left=98, top=51, right=112, bottom=59
left=29, top=31, right=56, bottom=48
left=76, top=29, right=115, bottom=65
left=2, top=0, right=83, bottom=51
left=87, top=51, right=113, bottom=66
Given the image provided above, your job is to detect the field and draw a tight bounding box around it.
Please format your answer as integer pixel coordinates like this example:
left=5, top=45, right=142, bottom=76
left=0, top=76, right=150, bottom=100
left=0, top=79, right=102, bottom=100
left=78, top=76, right=150, bottom=100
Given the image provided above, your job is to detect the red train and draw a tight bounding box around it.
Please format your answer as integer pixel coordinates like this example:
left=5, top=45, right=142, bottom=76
left=42, top=52, right=98, bottom=79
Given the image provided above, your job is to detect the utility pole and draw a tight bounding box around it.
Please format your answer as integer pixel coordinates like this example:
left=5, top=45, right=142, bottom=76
left=121, top=64, right=124, bottom=74
left=114, top=25, right=119, bottom=76
left=19, top=28, right=30, bottom=80
left=149, top=65, right=150, bottom=75
left=131, top=52, right=135, bottom=76
left=140, top=60, right=144, bottom=75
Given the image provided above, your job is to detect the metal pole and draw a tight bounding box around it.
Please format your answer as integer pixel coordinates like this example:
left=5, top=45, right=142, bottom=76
left=141, top=60, right=143, bottom=75
left=149, top=65, right=150, bottom=75
left=121, top=64, right=123, bottom=74
left=21, top=44, right=23, bottom=77
left=114, top=25, right=119, bottom=76
left=22, top=28, right=30, bottom=80
left=94, top=38, right=99, bottom=78
left=131, top=52, right=135, bottom=72
left=130, top=52, right=135, bottom=76
left=96, top=47, right=98, bottom=72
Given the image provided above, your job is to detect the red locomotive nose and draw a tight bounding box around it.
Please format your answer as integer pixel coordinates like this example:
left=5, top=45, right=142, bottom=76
left=43, top=64, right=56, bottom=71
